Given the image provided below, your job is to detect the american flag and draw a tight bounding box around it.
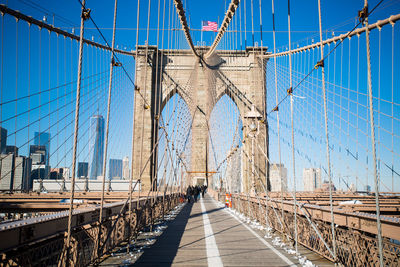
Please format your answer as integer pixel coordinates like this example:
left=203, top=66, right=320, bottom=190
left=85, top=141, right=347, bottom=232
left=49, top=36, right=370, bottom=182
left=202, top=21, right=218, bottom=32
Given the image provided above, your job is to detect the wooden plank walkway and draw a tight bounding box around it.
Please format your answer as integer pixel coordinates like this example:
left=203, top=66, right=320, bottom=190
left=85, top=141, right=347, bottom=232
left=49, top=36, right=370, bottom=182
left=128, top=194, right=333, bottom=266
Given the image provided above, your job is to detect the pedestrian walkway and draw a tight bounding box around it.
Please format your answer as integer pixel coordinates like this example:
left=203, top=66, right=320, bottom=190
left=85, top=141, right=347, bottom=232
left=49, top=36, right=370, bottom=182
left=132, top=194, right=304, bottom=266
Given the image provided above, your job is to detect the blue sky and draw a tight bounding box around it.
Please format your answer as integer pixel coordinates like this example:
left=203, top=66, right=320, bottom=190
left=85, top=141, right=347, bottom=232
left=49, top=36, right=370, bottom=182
left=0, top=0, right=399, bottom=190
left=3, top=0, right=399, bottom=50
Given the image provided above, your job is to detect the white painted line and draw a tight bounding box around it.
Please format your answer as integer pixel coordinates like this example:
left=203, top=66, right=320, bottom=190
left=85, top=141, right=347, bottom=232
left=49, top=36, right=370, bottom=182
left=215, top=199, right=297, bottom=267
left=200, top=198, right=224, bottom=267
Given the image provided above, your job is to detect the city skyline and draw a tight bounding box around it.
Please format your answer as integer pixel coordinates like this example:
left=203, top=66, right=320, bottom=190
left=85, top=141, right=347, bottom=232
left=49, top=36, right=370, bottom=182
left=1, top=120, right=132, bottom=191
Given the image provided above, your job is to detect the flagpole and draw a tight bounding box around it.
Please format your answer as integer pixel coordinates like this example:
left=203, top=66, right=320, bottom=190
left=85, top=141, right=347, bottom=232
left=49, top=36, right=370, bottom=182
left=201, top=21, right=203, bottom=46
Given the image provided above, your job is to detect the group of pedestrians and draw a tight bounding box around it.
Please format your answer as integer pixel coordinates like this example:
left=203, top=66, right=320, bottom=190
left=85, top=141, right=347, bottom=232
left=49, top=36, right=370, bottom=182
left=186, top=185, right=207, bottom=203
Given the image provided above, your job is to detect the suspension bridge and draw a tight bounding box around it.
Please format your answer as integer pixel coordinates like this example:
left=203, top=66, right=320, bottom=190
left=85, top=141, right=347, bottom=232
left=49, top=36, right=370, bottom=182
left=0, top=0, right=399, bottom=266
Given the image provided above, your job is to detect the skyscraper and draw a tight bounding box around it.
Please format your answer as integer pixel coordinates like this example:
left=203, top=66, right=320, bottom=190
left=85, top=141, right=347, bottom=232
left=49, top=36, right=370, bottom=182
left=122, top=156, right=130, bottom=180
left=0, top=151, right=31, bottom=191
left=303, top=168, right=322, bottom=191
left=0, top=127, right=7, bottom=153
left=89, top=115, right=105, bottom=179
left=77, top=162, right=89, bottom=178
left=108, top=159, right=122, bottom=180
left=34, top=132, right=51, bottom=166
left=30, top=145, right=46, bottom=164
left=0, top=154, right=14, bottom=191
left=269, top=163, right=288, bottom=192
left=13, top=157, right=32, bottom=191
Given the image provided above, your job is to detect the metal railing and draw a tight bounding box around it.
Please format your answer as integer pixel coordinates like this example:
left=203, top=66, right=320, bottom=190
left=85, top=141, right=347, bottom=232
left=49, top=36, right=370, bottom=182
left=0, top=193, right=182, bottom=266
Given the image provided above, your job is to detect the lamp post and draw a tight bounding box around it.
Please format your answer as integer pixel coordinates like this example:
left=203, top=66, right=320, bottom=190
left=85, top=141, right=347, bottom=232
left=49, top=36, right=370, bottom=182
left=244, top=105, right=262, bottom=195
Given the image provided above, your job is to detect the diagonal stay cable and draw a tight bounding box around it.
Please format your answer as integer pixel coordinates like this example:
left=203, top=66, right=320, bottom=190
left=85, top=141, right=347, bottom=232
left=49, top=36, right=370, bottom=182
left=76, top=0, right=150, bottom=107
left=267, top=0, right=384, bottom=116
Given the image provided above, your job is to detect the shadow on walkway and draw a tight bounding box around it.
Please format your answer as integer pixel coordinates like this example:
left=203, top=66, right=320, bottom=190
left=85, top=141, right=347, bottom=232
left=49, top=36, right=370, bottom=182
left=132, top=202, right=193, bottom=266
left=188, top=206, right=224, bottom=219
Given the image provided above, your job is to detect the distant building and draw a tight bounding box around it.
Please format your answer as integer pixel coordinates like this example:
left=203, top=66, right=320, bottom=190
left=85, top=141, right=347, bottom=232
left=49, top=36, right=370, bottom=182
left=0, top=152, right=31, bottom=191
left=62, top=167, right=70, bottom=180
left=30, top=145, right=47, bottom=164
left=50, top=167, right=69, bottom=180
left=320, top=180, right=336, bottom=192
left=89, top=115, right=105, bottom=179
left=0, top=154, right=14, bottom=191
left=34, top=132, right=51, bottom=166
left=122, top=156, right=130, bottom=180
left=13, top=156, right=32, bottom=191
left=0, top=127, right=7, bottom=153
left=31, top=165, right=50, bottom=180
left=30, top=145, right=49, bottom=179
left=365, top=185, right=371, bottom=192
left=5, top=146, right=18, bottom=156
left=77, top=162, right=89, bottom=178
left=303, top=168, right=321, bottom=191
left=108, top=159, right=122, bottom=180
left=269, top=163, right=287, bottom=192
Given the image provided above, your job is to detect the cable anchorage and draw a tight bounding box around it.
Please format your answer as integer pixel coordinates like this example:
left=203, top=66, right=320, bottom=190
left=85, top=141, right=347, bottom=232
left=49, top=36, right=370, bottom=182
left=314, top=59, right=324, bottom=69
left=358, top=5, right=368, bottom=24
left=111, top=57, right=122, bottom=67
left=81, top=8, right=91, bottom=20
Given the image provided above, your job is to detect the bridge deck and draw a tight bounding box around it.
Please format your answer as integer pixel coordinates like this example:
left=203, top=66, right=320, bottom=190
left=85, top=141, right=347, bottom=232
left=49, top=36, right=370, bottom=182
left=106, top=194, right=333, bottom=266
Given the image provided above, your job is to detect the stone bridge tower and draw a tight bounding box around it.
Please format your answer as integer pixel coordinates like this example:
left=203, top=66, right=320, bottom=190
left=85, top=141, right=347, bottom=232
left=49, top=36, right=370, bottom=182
left=133, top=46, right=269, bottom=193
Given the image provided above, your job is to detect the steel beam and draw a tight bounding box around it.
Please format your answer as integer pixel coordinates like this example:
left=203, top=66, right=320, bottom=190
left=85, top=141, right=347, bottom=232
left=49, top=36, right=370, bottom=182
left=0, top=4, right=134, bottom=56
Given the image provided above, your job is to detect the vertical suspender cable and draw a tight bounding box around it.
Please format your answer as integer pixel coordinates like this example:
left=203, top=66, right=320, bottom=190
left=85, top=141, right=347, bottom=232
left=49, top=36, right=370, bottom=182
left=28, top=24, right=31, bottom=191
left=47, top=29, right=51, bottom=174
left=258, top=0, right=269, bottom=229
left=363, top=1, right=384, bottom=266
left=287, top=0, right=298, bottom=254
left=130, top=0, right=141, bottom=222
left=15, top=19, right=18, bottom=189
left=239, top=0, right=242, bottom=50
left=63, top=0, right=86, bottom=264
left=158, top=0, right=167, bottom=219
left=390, top=22, right=394, bottom=195
left=56, top=34, right=60, bottom=184
left=244, top=0, right=247, bottom=48
left=152, top=0, right=162, bottom=200
left=271, top=0, right=284, bottom=230
left=138, top=0, right=152, bottom=192
left=250, top=0, right=254, bottom=46
left=317, top=0, right=337, bottom=260
left=153, top=0, right=166, bottom=222
left=98, top=0, right=119, bottom=255
left=0, top=14, right=3, bottom=153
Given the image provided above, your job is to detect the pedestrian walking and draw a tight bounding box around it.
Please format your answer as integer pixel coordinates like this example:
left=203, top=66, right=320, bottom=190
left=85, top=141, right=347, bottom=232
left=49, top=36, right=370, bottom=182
left=186, top=186, right=192, bottom=203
